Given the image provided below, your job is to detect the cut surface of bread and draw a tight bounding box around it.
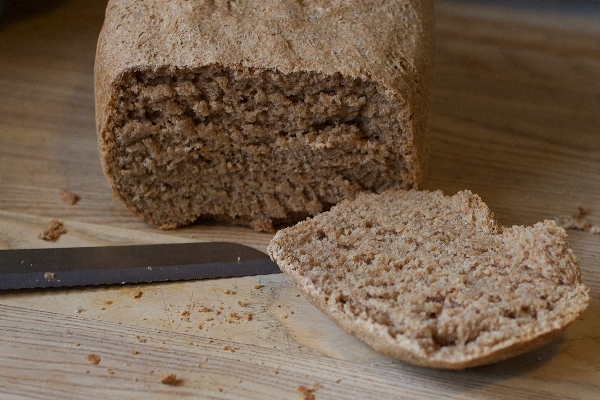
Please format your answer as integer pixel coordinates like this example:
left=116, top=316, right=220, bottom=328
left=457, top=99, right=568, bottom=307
left=95, top=0, right=433, bottom=231
left=268, top=190, right=590, bottom=368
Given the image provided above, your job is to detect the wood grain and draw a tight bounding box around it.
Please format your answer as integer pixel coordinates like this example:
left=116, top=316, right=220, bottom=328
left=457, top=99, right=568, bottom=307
left=1, top=0, right=600, bottom=397
left=426, top=2, right=600, bottom=221
left=1, top=302, right=599, bottom=400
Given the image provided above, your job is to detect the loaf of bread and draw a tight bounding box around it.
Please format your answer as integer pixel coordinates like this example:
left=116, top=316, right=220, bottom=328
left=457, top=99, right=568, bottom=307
left=94, top=0, right=433, bottom=231
left=268, top=190, right=589, bottom=369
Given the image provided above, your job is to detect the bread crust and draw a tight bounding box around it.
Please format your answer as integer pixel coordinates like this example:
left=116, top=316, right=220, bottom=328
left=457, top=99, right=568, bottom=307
left=268, top=190, right=590, bottom=369
left=94, top=0, right=433, bottom=230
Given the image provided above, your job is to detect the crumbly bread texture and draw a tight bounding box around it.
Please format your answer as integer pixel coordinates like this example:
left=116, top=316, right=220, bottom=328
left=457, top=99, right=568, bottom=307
left=38, top=219, right=67, bottom=242
left=268, top=190, right=590, bottom=369
left=94, top=0, right=433, bottom=231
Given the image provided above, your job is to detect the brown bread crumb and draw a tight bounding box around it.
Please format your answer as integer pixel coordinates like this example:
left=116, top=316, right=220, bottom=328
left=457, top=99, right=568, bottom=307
left=59, top=188, right=80, bottom=205
left=297, top=384, right=319, bottom=400
left=38, top=219, right=67, bottom=241
left=161, top=374, right=181, bottom=385
left=180, top=310, right=191, bottom=322
left=242, top=312, right=253, bottom=321
left=87, top=354, right=101, bottom=365
left=553, top=206, right=600, bottom=234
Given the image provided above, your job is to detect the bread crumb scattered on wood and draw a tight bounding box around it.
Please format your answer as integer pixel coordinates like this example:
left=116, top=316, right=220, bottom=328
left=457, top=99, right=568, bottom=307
left=296, top=386, right=312, bottom=399
left=223, top=345, right=236, bottom=352
left=226, top=311, right=254, bottom=323
left=297, top=383, right=321, bottom=400
left=131, top=349, right=138, bottom=355
left=161, top=374, right=182, bottom=385
left=253, top=284, right=264, bottom=290
left=75, top=306, right=85, bottom=314
left=38, top=219, right=67, bottom=241
left=87, top=354, right=101, bottom=365
left=43, top=272, right=55, bottom=281
left=223, top=289, right=236, bottom=294
left=136, top=335, right=147, bottom=343
left=180, top=310, right=191, bottom=322
left=130, top=289, right=143, bottom=299
left=59, top=188, right=80, bottom=205
left=553, top=206, right=600, bottom=234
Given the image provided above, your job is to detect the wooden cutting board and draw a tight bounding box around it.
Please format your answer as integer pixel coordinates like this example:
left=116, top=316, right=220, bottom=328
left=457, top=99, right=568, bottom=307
left=1, top=0, right=599, bottom=398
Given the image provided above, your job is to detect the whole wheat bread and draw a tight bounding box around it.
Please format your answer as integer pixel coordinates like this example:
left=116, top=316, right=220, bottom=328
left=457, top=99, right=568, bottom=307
left=268, top=190, right=589, bottom=369
left=94, top=0, right=433, bottom=231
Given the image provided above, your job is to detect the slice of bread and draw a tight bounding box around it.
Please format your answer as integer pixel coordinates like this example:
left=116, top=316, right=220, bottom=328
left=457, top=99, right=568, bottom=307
left=94, top=0, right=433, bottom=231
left=268, top=189, right=589, bottom=369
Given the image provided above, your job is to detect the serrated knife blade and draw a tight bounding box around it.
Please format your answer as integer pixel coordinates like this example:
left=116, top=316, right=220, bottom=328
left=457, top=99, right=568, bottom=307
left=0, top=242, right=280, bottom=290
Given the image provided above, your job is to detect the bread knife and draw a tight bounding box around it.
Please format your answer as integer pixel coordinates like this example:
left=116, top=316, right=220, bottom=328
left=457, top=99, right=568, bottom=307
left=0, top=242, right=280, bottom=290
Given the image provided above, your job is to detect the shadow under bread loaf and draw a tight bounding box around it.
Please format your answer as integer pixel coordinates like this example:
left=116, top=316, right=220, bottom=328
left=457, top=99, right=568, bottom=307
left=94, top=0, right=433, bottom=231
left=268, top=189, right=590, bottom=369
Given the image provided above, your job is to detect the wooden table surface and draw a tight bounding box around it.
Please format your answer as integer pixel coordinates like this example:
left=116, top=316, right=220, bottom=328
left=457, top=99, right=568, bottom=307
left=1, top=0, right=599, bottom=398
